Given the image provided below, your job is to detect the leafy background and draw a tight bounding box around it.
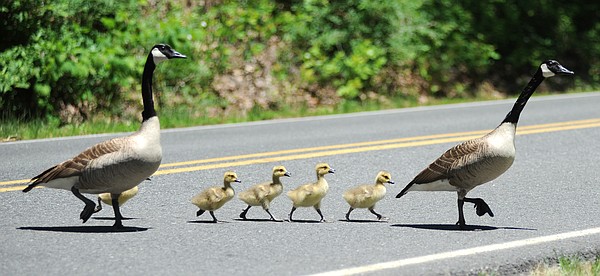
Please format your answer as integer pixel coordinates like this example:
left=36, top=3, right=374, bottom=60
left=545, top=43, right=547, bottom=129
left=1, top=0, right=598, bottom=130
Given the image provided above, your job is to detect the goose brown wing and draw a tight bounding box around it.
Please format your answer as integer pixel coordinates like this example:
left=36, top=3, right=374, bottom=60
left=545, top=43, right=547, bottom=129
left=24, top=137, right=126, bottom=191
left=412, top=138, right=483, bottom=184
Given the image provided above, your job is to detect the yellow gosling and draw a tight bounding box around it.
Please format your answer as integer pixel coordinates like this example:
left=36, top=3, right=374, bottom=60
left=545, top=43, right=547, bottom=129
left=343, top=171, right=394, bottom=221
left=287, top=163, right=335, bottom=222
left=238, top=166, right=291, bottom=221
left=191, top=171, right=241, bottom=223
left=94, top=186, right=139, bottom=213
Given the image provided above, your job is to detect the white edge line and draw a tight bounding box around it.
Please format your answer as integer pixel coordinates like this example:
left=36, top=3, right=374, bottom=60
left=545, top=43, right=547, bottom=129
left=3, top=91, right=599, bottom=145
left=309, top=226, right=600, bottom=276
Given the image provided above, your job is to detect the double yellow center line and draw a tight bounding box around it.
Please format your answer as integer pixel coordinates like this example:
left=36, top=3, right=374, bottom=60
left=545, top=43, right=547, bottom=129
left=2, top=118, right=600, bottom=193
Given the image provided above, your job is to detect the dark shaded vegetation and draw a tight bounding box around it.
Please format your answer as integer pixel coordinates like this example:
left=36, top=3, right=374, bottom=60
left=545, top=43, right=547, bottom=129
left=1, top=0, right=597, bottom=127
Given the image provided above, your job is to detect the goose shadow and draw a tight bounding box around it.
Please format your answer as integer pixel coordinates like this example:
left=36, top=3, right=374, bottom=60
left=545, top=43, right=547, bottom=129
left=391, top=223, right=537, bottom=232
left=18, top=225, right=149, bottom=233
left=338, top=219, right=389, bottom=223
left=233, top=218, right=284, bottom=223
left=284, top=219, right=329, bottom=223
left=187, top=220, right=230, bottom=224
left=92, top=217, right=137, bottom=221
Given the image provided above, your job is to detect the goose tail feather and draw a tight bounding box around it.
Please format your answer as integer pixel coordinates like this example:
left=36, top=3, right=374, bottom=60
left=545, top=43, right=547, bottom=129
left=396, top=181, right=415, bottom=198
left=23, top=165, right=58, bottom=193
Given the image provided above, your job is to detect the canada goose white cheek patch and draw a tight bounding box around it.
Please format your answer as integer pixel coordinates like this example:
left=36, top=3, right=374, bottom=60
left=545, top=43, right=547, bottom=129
left=151, top=48, right=168, bottom=64
left=541, top=64, right=555, bottom=78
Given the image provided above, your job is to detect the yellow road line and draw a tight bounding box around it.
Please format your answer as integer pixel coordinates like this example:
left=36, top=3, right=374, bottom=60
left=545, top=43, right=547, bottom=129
left=159, top=118, right=600, bottom=168
left=2, top=118, right=600, bottom=191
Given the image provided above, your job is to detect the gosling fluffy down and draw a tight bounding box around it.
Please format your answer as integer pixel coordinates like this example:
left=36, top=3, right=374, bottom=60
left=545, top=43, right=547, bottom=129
left=191, top=171, right=241, bottom=222
left=238, top=165, right=291, bottom=221
left=343, top=171, right=394, bottom=221
left=286, top=163, right=335, bottom=222
left=94, top=186, right=139, bottom=213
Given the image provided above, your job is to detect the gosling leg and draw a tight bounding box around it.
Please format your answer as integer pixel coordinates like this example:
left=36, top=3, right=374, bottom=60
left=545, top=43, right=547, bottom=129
left=345, top=207, right=354, bottom=221
left=93, top=197, right=103, bottom=213
left=315, top=208, right=325, bottom=222
left=288, top=207, right=297, bottom=222
left=196, top=209, right=205, bottom=217
left=71, top=186, right=95, bottom=223
left=265, top=209, right=279, bottom=221
left=209, top=211, right=218, bottom=223
left=111, top=193, right=124, bottom=228
left=239, top=205, right=251, bottom=220
left=369, top=207, right=385, bottom=221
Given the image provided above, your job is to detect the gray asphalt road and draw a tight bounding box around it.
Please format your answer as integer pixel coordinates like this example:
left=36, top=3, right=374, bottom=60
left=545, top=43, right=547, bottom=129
left=1, top=92, right=600, bottom=275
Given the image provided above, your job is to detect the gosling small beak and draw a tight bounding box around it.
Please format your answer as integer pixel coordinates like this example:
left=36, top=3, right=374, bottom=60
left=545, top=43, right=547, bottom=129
left=284, top=172, right=292, bottom=177
left=328, top=168, right=335, bottom=174
left=235, top=179, right=242, bottom=183
left=388, top=180, right=395, bottom=185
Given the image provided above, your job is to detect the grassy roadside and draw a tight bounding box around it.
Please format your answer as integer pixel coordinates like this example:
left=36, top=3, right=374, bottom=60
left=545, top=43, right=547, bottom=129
left=1, top=90, right=593, bottom=142
left=531, top=256, right=600, bottom=276
left=1, top=94, right=504, bottom=141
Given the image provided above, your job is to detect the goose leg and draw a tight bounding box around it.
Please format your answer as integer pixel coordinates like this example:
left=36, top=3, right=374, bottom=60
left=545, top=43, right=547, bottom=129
left=456, top=198, right=466, bottom=229
left=239, top=205, right=251, bottom=220
left=111, top=193, right=124, bottom=228
left=464, top=197, right=494, bottom=217
left=369, top=207, right=385, bottom=221
left=288, top=207, right=297, bottom=222
left=345, top=207, right=354, bottom=221
left=196, top=209, right=205, bottom=217
left=71, top=186, right=96, bottom=223
left=209, top=211, right=218, bottom=223
left=93, top=197, right=103, bottom=213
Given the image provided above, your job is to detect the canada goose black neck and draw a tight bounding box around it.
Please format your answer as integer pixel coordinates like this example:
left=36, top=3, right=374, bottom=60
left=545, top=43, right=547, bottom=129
left=141, top=53, right=157, bottom=121
left=502, top=68, right=544, bottom=125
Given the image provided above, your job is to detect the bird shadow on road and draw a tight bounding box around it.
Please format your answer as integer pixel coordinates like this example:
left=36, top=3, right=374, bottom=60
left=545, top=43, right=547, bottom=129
left=18, top=225, right=149, bottom=233
left=391, top=224, right=537, bottom=232
left=284, top=219, right=328, bottom=223
left=92, top=217, right=137, bottom=221
left=338, top=219, right=389, bottom=223
left=233, top=218, right=284, bottom=223
left=187, top=220, right=230, bottom=224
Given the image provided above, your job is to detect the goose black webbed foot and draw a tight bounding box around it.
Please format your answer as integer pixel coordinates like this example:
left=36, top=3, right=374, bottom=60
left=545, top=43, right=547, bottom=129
left=80, top=203, right=96, bottom=223
left=465, top=197, right=494, bottom=217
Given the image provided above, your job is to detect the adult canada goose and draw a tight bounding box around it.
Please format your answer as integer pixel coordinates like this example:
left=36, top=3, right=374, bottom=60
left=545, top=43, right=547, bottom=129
left=191, top=171, right=241, bottom=223
left=287, top=163, right=335, bottom=222
left=343, top=171, right=394, bottom=221
left=396, top=60, right=573, bottom=228
left=238, top=165, right=291, bottom=221
left=93, top=186, right=139, bottom=214
left=23, top=44, right=186, bottom=228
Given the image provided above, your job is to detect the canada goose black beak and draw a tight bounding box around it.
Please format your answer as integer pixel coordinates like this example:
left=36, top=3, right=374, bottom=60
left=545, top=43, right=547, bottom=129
left=284, top=172, right=292, bottom=177
left=170, top=50, right=187, bottom=59
left=555, top=64, right=574, bottom=76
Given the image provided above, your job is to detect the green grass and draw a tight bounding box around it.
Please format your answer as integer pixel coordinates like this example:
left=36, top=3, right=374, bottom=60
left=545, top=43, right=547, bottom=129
left=531, top=256, right=600, bottom=276
left=0, top=90, right=590, bottom=141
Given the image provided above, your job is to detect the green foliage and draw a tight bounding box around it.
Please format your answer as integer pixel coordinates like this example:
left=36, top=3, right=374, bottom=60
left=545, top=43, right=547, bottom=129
left=0, top=0, right=598, bottom=129
left=0, top=0, right=139, bottom=119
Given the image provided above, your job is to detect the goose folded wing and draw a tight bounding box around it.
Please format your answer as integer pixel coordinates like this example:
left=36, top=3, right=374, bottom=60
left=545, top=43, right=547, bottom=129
left=411, top=138, right=483, bottom=184
left=30, top=137, right=126, bottom=184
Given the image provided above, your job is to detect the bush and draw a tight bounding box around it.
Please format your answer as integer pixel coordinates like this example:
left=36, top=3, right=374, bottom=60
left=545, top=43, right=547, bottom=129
left=0, top=0, right=597, bottom=126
